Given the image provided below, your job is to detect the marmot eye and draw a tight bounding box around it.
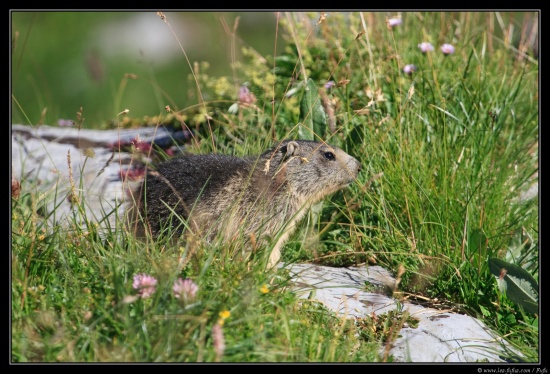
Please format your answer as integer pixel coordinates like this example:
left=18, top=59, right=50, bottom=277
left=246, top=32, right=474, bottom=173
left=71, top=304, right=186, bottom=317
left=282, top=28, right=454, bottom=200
left=323, top=152, right=335, bottom=160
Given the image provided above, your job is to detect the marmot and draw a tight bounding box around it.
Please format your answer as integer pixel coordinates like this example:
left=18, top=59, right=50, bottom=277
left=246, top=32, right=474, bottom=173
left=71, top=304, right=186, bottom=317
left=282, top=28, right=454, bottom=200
left=128, top=140, right=361, bottom=267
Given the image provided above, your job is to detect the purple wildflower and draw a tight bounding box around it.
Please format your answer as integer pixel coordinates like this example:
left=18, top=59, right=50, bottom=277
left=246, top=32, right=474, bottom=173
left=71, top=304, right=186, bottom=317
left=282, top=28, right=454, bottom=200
left=387, top=17, right=402, bottom=28
left=441, top=43, right=455, bottom=55
left=132, top=274, right=157, bottom=299
left=12, top=173, right=20, bottom=199
left=212, top=323, right=225, bottom=362
left=324, top=81, right=336, bottom=90
left=58, top=119, right=75, bottom=127
left=403, top=64, right=417, bottom=75
left=119, top=167, right=145, bottom=182
left=134, top=141, right=152, bottom=153
left=131, top=135, right=152, bottom=153
left=173, top=278, right=198, bottom=302
left=238, top=85, right=256, bottom=105
left=418, top=42, right=434, bottom=53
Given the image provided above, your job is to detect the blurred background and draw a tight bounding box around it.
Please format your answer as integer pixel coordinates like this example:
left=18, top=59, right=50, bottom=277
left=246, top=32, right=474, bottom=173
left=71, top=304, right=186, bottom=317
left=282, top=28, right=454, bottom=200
left=11, top=11, right=283, bottom=127
left=11, top=11, right=538, bottom=129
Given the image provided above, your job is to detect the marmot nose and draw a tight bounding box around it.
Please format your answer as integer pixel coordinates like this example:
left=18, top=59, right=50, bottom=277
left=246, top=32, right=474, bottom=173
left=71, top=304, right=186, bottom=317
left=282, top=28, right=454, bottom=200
left=354, top=159, right=362, bottom=174
left=346, top=159, right=361, bottom=178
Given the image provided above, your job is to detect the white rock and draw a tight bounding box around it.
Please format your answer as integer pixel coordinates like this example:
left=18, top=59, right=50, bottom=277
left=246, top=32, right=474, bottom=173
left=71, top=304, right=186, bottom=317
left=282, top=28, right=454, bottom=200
left=285, top=263, right=522, bottom=362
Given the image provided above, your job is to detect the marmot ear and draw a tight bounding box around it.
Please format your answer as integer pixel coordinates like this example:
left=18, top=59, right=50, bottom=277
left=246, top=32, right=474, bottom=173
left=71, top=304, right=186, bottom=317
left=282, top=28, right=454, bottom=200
left=284, top=141, right=300, bottom=156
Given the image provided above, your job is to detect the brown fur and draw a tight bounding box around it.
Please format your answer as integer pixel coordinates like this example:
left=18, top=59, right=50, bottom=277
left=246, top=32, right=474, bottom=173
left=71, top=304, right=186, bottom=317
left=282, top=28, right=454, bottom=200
left=127, top=140, right=361, bottom=267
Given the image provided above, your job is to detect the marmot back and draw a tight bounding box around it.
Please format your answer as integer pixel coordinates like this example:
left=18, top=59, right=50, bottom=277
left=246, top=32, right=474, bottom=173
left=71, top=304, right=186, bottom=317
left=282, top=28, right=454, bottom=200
left=128, top=140, right=361, bottom=267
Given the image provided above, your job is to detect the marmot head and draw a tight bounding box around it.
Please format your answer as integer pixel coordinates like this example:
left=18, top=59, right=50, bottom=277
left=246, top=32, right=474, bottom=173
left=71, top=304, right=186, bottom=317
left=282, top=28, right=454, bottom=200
left=261, top=140, right=361, bottom=203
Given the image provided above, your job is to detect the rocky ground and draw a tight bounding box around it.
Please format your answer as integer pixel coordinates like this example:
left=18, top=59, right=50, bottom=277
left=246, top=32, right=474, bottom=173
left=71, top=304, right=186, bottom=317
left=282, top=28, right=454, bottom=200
left=11, top=124, right=537, bottom=362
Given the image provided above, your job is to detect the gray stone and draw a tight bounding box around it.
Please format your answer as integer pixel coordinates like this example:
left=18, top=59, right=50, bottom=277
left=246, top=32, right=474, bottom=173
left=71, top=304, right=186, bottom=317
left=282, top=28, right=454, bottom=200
left=284, top=263, right=522, bottom=362
left=12, top=124, right=145, bottom=229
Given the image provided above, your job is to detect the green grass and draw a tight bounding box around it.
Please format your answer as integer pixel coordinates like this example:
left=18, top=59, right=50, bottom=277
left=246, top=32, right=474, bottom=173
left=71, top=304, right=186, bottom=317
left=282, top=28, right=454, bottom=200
left=11, top=11, right=538, bottom=362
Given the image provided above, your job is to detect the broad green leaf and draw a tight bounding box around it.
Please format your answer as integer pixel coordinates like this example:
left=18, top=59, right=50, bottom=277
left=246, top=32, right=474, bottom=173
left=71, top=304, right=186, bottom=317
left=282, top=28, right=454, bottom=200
left=503, top=313, right=517, bottom=324
left=468, top=228, right=488, bottom=253
left=504, top=228, right=538, bottom=273
left=299, top=78, right=326, bottom=140
left=479, top=305, right=490, bottom=317
left=488, top=257, right=539, bottom=314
